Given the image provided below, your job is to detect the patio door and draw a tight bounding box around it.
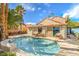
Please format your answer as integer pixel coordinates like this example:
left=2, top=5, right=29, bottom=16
left=53, top=27, right=60, bottom=36
left=38, top=27, right=42, bottom=34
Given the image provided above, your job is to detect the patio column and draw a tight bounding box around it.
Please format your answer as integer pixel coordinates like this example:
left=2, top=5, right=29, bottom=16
left=60, top=25, right=67, bottom=39
left=42, top=27, right=46, bottom=36
left=46, top=27, right=53, bottom=37
left=27, top=28, right=32, bottom=36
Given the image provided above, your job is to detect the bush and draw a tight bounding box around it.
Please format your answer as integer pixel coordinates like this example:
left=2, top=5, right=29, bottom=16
left=0, top=52, right=16, bottom=56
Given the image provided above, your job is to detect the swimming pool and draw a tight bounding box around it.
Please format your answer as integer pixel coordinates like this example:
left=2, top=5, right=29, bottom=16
left=9, top=36, right=60, bottom=56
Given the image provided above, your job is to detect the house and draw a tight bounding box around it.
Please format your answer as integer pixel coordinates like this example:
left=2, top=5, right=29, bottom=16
left=27, top=16, right=68, bottom=38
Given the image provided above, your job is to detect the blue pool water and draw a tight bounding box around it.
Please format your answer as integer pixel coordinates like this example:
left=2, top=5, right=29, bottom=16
left=9, top=36, right=60, bottom=56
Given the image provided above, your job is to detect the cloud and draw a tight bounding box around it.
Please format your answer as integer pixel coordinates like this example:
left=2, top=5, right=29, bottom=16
left=21, top=4, right=36, bottom=12
left=37, top=7, right=41, bottom=10
left=63, top=5, right=79, bottom=18
left=25, top=22, right=36, bottom=25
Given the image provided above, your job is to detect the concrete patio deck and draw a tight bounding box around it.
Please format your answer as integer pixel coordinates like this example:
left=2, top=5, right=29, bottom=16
left=56, top=39, right=79, bottom=56
left=44, top=37, right=79, bottom=56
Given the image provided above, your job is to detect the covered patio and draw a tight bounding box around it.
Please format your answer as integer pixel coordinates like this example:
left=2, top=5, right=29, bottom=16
left=27, top=16, right=67, bottom=39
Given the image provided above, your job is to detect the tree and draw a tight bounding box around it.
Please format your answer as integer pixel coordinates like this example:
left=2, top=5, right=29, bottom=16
left=5, top=3, right=8, bottom=38
left=67, top=17, right=76, bottom=35
left=8, top=5, right=25, bottom=30
left=8, top=9, right=17, bottom=29
left=67, top=18, right=76, bottom=28
left=1, top=3, right=7, bottom=39
left=15, top=5, right=25, bottom=30
left=15, top=5, right=25, bottom=23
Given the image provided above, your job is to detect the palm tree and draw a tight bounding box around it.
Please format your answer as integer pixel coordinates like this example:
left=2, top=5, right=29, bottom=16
left=1, top=3, right=6, bottom=40
left=15, top=5, right=25, bottom=23
left=15, top=5, right=25, bottom=31
left=5, top=3, right=8, bottom=38
left=0, top=4, right=2, bottom=23
left=8, top=5, right=26, bottom=33
left=67, top=17, right=76, bottom=35
left=8, top=9, right=17, bottom=29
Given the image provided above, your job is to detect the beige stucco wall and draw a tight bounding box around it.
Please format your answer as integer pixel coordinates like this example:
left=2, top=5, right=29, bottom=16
left=60, top=26, right=67, bottom=38
left=42, top=27, right=46, bottom=35
left=27, top=26, right=67, bottom=38
left=27, top=27, right=53, bottom=37
left=27, top=28, right=32, bottom=36
left=32, top=28, right=38, bottom=35
left=32, top=27, right=47, bottom=36
left=46, top=27, right=53, bottom=37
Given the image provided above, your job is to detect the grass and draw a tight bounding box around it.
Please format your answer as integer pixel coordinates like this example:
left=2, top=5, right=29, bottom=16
left=0, top=52, right=16, bottom=56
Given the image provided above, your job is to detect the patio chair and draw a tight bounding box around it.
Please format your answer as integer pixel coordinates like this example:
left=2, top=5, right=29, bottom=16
left=55, top=33, right=64, bottom=39
left=67, top=34, right=77, bottom=40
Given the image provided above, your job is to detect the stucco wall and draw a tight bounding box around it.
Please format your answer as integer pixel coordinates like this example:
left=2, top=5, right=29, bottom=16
left=27, top=28, right=32, bottom=36
left=46, top=27, right=53, bottom=37
left=60, top=26, right=67, bottom=38
left=32, top=28, right=38, bottom=35
left=42, top=27, right=46, bottom=35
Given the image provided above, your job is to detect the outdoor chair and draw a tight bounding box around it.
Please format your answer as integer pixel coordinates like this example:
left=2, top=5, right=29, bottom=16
left=67, top=34, right=77, bottom=40
left=55, top=33, right=64, bottom=39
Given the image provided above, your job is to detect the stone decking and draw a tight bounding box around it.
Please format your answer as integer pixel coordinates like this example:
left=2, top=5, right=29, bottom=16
left=44, top=37, right=79, bottom=56
left=56, top=39, right=79, bottom=56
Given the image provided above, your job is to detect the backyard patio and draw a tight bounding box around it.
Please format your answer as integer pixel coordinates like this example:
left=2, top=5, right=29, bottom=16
left=0, top=3, right=79, bottom=56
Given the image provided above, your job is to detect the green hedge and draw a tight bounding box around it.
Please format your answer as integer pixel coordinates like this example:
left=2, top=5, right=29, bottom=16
left=0, top=52, right=16, bottom=56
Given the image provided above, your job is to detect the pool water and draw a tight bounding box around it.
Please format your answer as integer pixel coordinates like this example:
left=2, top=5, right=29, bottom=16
left=9, top=36, right=60, bottom=56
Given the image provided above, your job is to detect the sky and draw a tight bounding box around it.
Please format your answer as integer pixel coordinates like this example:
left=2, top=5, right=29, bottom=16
left=9, top=3, right=79, bottom=24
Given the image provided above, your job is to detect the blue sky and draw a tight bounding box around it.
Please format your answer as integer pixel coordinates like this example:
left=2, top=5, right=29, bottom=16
left=9, top=3, right=79, bottom=24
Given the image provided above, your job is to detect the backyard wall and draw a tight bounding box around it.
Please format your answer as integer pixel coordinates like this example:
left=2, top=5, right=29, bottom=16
left=42, top=27, right=47, bottom=36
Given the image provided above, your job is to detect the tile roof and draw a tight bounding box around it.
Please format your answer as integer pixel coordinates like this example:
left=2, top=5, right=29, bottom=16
left=37, top=16, right=67, bottom=26
left=49, top=16, right=67, bottom=25
left=26, top=16, right=67, bottom=28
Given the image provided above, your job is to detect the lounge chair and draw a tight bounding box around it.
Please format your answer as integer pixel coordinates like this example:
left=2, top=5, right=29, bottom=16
left=67, top=34, right=77, bottom=40
left=55, top=33, right=64, bottom=39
